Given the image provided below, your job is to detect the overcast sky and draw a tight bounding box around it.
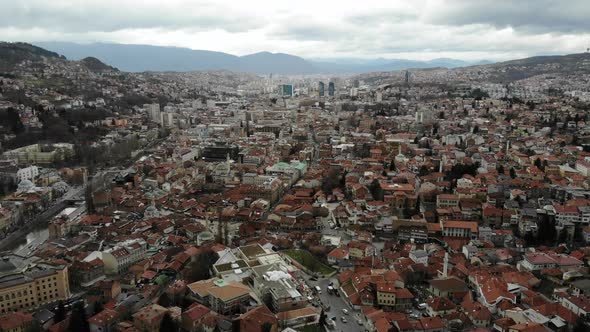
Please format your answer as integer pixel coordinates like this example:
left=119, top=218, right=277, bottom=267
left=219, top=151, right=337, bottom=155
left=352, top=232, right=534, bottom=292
left=2, top=0, right=589, bottom=61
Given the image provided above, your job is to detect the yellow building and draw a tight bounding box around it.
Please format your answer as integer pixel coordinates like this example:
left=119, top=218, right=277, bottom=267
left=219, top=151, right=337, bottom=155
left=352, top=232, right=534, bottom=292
left=2, top=144, right=73, bottom=166
left=0, top=256, right=70, bottom=314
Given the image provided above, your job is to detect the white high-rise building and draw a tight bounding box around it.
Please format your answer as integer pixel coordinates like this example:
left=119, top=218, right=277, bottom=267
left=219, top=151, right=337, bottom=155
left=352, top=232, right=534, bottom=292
left=144, top=103, right=161, bottom=123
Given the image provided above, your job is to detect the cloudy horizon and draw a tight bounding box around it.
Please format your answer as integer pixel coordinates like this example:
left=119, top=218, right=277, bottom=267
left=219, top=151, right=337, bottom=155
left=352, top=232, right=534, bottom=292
left=1, top=0, right=589, bottom=62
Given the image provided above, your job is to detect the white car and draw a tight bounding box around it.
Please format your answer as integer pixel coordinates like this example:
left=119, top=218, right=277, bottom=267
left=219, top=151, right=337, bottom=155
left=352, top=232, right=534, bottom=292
left=342, top=308, right=349, bottom=315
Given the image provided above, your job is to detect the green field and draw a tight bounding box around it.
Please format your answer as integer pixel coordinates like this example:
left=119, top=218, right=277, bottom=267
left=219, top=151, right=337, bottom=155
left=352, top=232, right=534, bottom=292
left=284, top=249, right=336, bottom=276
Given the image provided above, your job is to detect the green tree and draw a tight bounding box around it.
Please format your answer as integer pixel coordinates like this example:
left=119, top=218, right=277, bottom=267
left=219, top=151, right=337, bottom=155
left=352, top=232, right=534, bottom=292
left=558, top=228, right=568, bottom=244
left=536, top=219, right=557, bottom=244
left=418, top=165, right=430, bottom=177
left=93, top=301, right=104, bottom=315
left=184, top=250, right=219, bottom=282
left=159, top=312, right=179, bottom=332
left=509, top=167, right=516, bottom=179
left=261, top=322, right=274, bottom=332
left=369, top=179, right=383, bottom=201
left=438, top=111, right=445, bottom=119
left=321, top=168, right=341, bottom=194
left=389, top=160, right=396, bottom=171
left=67, top=302, right=89, bottom=332
left=496, top=164, right=505, bottom=175
left=319, top=310, right=327, bottom=326
left=572, top=320, right=588, bottom=332
left=534, top=158, right=542, bottom=169
left=24, top=322, right=42, bottom=332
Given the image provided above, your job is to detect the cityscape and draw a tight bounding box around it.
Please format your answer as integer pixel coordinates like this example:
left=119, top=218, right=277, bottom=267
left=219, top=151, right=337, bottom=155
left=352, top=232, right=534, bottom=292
left=1, top=1, right=590, bottom=332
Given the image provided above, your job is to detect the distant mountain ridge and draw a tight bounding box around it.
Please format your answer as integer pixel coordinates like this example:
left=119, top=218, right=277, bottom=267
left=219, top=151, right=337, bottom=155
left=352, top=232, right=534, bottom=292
left=33, top=42, right=492, bottom=74
left=0, top=42, right=64, bottom=71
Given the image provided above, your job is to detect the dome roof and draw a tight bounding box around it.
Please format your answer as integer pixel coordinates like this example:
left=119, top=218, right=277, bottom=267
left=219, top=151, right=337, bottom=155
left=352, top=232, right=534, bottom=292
left=17, top=179, right=34, bottom=191
left=198, top=231, right=214, bottom=239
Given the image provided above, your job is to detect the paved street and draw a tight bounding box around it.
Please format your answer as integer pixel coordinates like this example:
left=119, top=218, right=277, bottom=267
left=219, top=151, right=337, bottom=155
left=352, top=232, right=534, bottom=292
left=306, top=276, right=367, bottom=332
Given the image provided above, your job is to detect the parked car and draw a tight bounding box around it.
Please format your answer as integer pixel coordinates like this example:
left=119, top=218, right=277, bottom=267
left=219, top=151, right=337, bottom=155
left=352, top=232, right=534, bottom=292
left=326, top=319, right=336, bottom=329
left=342, top=309, right=349, bottom=315
left=341, top=317, right=347, bottom=323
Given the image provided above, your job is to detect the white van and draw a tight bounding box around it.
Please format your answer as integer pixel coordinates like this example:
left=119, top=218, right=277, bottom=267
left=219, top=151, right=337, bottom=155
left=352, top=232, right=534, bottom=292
left=418, top=303, right=427, bottom=310
left=315, top=286, right=322, bottom=294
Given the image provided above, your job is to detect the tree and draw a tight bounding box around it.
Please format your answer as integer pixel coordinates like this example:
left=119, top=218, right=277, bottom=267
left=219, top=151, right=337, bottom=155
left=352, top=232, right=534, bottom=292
left=473, top=125, right=479, bottom=134
left=389, top=160, right=396, bottom=171
left=572, top=320, right=588, bottom=332
left=558, top=228, right=568, bottom=244
left=54, top=300, right=66, bottom=323
left=418, top=165, right=430, bottom=177
left=184, top=250, right=219, bottom=282
left=93, top=301, right=104, bottom=315
left=509, top=167, right=516, bottom=179
left=261, top=322, right=273, bottom=332
left=321, top=168, right=341, bottom=194
left=534, top=158, right=542, bottom=169
left=319, top=310, right=327, bottom=327
left=536, top=218, right=557, bottom=244
left=67, top=302, right=89, bottom=332
left=369, top=179, right=383, bottom=201
left=496, top=164, right=505, bottom=175
left=25, top=323, right=42, bottom=332
left=159, top=312, right=179, bottom=332
left=414, top=198, right=421, bottom=216
left=438, top=111, right=445, bottom=119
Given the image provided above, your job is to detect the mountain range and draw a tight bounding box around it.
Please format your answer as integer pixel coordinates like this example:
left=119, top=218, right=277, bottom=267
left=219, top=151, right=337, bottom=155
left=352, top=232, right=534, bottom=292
left=34, top=42, right=492, bottom=74
left=0, top=42, right=117, bottom=73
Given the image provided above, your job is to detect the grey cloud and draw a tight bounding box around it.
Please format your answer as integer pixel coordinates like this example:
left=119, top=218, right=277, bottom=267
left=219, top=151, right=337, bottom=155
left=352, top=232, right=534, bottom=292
left=347, top=12, right=417, bottom=26
left=272, top=21, right=350, bottom=41
left=0, top=1, right=263, bottom=33
left=429, top=0, right=590, bottom=33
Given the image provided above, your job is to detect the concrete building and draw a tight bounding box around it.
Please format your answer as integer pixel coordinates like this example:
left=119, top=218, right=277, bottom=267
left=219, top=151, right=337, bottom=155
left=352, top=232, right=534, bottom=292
left=16, top=166, right=38, bottom=183
left=99, top=239, right=147, bottom=275
left=144, top=103, right=161, bottom=123
left=0, top=255, right=70, bottom=313
left=2, top=144, right=74, bottom=166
